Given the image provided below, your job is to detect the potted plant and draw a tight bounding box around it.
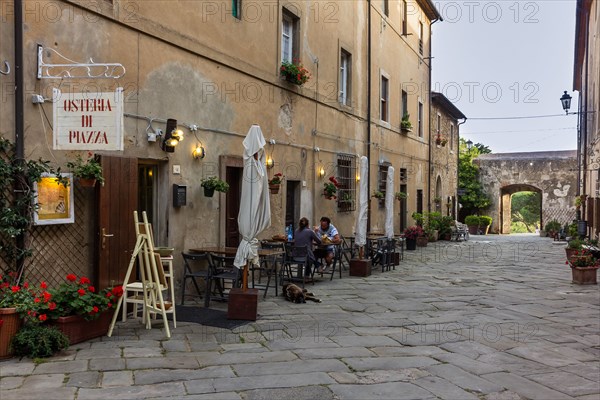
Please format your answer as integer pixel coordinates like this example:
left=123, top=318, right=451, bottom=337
left=372, top=191, right=385, bottom=200
left=403, top=226, right=424, bottom=250
left=433, top=196, right=442, bottom=205
left=479, top=216, right=492, bottom=235
left=280, top=59, right=310, bottom=86
left=66, top=153, right=104, bottom=187
left=395, top=191, right=407, bottom=200
left=465, top=215, right=480, bottom=235
left=201, top=176, right=230, bottom=197
left=268, top=172, right=284, bottom=194
left=566, top=239, right=583, bottom=261
left=38, top=274, right=123, bottom=344
left=544, top=220, right=562, bottom=239
left=435, top=135, right=448, bottom=147
left=323, top=176, right=340, bottom=200
left=439, top=216, right=455, bottom=240
left=0, top=273, right=56, bottom=358
left=426, top=212, right=442, bottom=242
left=566, top=250, right=599, bottom=285
left=401, top=113, right=412, bottom=132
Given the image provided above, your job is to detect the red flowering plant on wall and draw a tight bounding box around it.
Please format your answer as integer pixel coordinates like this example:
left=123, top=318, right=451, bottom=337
left=323, top=176, right=341, bottom=200
left=36, top=274, right=123, bottom=321
left=280, top=59, right=311, bottom=85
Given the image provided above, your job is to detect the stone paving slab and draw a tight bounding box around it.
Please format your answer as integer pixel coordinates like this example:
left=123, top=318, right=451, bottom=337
left=77, top=382, right=186, bottom=400
left=134, top=366, right=234, bottom=385
left=329, top=382, right=436, bottom=399
left=526, top=371, right=600, bottom=397
left=414, top=375, right=479, bottom=400
left=481, top=372, right=576, bottom=400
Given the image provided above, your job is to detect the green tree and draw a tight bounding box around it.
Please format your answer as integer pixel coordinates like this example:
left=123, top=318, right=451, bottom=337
left=458, top=139, right=491, bottom=216
left=511, top=192, right=540, bottom=233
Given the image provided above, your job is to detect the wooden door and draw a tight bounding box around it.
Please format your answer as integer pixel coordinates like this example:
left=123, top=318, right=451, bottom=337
left=285, top=181, right=300, bottom=230
left=225, top=166, right=242, bottom=248
left=97, top=156, right=138, bottom=289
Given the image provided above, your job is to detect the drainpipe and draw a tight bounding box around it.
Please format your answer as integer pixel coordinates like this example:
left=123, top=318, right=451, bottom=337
left=582, top=7, right=589, bottom=229
left=427, top=18, right=439, bottom=214
left=367, top=0, right=372, bottom=232
left=14, top=0, right=25, bottom=278
left=457, top=117, right=467, bottom=220
left=15, top=0, right=23, bottom=161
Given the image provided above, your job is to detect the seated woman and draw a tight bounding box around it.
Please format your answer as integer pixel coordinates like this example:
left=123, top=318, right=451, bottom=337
left=293, top=217, right=322, bottom=276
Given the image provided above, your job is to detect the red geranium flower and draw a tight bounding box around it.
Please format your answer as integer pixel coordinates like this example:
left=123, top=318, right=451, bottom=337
left=39, top=314, right=47, bottom=322
left=34, top=297, right=41, bottom=303
left=112, top=286, right=124, bottom=297
left=42, top=291, right=51, bottom=302
left=40, top=281, right=47, bottom=289
left=88, top=286, right=95, bottom=293
left=77, top=289, right=86, bottom=296
left=66, top=274, right=77, bottom=282
left=48, top=302, right=56, bottom=310
left=80, top=277, right=91, bottom=285
left=11, top=286, right=19, bottom=293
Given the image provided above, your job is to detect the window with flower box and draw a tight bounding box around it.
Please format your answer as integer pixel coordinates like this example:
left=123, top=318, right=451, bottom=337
left=337, top=154, right=356, bottom=212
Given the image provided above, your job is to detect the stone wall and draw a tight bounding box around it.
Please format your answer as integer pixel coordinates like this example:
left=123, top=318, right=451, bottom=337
left=476, top=151, right=577, bottom=234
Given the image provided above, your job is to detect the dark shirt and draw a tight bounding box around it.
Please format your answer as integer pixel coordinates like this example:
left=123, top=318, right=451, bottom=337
left=294, top=228, right=322, bottom=261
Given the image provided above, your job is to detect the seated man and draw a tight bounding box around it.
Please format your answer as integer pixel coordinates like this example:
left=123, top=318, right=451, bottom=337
left=313, top=216, right=341, bottom=272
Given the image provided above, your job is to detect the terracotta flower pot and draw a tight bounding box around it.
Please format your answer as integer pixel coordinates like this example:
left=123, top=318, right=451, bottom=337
left=0, top=308, right=22, bottom=359
left=269, top=184, right=280, bottom=194
left=52, top=310, right=114, bottom=345
left=565, top=248, right=580, bottom=261
left=78, top=178, right=97, bottom=187
left=571, top=266, right=598, bottom=285
left=416, top=236, right=428, bottom=247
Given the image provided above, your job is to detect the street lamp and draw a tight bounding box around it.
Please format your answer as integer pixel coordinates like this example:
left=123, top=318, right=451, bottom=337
left=466, top=139, right=473, bottom=150
left=560, top=91, right=572, bottom=114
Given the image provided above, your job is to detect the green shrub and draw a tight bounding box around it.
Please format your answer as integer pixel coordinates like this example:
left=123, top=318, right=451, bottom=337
left=567, top=239, right=583, bottom=250
left=11, top=324, right=69, bottom=358
left=465, top=215, right=480, bottom=226
left=544, top=220, right=561, bottom=233
left=568, top=223, right=578, bottom=238
left=479, top=216, right=492, bottom=226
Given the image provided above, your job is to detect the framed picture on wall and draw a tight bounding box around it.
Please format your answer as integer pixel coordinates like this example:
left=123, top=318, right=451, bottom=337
left=33, top=173, right=74, bottom=225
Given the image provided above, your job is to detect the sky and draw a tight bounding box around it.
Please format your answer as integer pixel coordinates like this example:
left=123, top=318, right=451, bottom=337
left=432, top=0, right=579, bottom=154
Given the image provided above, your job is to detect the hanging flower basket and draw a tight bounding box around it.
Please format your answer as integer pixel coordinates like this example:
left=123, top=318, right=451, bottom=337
left=77, top=178, right=97, bottom=187
left=269, top=184, right=280, bottom=194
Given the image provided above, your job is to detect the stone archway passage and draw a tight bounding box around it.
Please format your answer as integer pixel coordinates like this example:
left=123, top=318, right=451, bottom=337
left=476, top=151, right=578, bottom=234
left=500, top=184, right=541, bottom=234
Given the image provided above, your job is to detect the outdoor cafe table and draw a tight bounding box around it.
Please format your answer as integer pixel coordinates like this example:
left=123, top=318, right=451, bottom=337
left=188, top=246, right=284, bottom=258
left=188, top=247, right=285, bottom=303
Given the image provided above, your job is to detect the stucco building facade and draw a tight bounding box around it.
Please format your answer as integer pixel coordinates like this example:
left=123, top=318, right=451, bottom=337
left=0, top=0, right=448, bottom=288
left=574, top=0, right=600, bottom=239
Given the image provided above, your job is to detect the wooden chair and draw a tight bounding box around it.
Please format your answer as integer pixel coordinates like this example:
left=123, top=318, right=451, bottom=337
left=281, top=244, right=312, bottom=288
left=206, top=254, right=242, bottom=306
left=180, top=252, right=210, bottom=306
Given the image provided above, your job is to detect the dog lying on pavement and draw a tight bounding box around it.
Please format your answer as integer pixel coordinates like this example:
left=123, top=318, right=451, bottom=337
left=282, top=283, right=322, bottom=303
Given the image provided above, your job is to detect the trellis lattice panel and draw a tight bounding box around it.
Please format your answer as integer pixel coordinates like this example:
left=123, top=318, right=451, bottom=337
left=26, top=185, right=95, bottom=287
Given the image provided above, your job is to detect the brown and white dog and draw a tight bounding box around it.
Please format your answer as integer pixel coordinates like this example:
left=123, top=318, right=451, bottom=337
left=282, top=283, right=322, bottom=303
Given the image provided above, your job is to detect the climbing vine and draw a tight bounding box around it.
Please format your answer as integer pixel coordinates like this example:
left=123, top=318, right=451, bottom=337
left=0, top=136, right=66, bottom=283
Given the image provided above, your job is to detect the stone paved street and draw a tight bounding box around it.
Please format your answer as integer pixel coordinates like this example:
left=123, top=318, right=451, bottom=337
left=1, top=235, right=599, bottom=399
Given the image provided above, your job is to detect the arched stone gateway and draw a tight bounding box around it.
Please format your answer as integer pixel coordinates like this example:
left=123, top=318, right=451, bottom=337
left=476, top=151, right=578, bottom=234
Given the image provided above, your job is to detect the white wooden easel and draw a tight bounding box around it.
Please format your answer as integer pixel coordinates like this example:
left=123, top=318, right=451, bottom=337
left=108, top=211, right=171, bottom=338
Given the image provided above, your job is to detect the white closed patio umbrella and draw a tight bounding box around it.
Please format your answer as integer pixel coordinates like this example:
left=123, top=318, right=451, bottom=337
left=355, top=156, right=369, bottom=258
left=234, top=125, right=271, bottom=290
left=385, top=166, right=395, bottom=239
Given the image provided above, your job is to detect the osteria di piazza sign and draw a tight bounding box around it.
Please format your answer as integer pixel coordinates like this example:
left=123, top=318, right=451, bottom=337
left=53, top=88, right=124, bottom=151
